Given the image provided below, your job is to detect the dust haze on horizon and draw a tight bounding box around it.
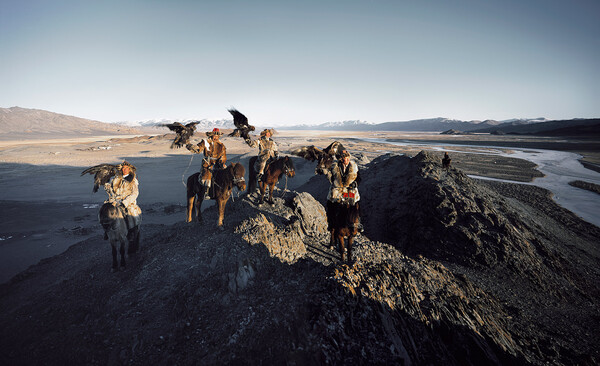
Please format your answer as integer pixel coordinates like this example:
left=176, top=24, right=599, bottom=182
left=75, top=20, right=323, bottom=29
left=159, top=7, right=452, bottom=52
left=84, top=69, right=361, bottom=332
left=1, top=0, right=599, bottom=126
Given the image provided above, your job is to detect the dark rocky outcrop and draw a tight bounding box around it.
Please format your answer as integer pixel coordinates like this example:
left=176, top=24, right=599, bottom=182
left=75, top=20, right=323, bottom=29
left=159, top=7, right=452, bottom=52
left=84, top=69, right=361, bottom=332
left=1, top=152, right=598, bottom=365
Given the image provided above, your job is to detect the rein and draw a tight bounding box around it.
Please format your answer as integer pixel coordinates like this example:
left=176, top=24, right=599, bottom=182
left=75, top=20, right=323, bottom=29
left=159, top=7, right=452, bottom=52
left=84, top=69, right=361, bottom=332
left=181, top=154, right=195, bottom=187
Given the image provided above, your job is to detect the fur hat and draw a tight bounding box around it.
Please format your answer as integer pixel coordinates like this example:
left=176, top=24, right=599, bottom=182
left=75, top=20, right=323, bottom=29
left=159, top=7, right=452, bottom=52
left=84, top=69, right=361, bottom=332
left=119, top=160, right=136, bottom=177
left=260, top=128, right=274, bottom=137
left=206, top=127, right=223, bottom=137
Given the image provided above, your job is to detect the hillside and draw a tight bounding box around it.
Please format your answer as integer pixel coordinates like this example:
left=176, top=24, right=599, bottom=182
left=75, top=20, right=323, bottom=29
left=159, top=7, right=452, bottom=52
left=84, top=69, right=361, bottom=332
left=471, top=118, right=600, bottom=136
left=0, top=152, right=598, bottom=365
left=0, top=107, right=146, bottom=138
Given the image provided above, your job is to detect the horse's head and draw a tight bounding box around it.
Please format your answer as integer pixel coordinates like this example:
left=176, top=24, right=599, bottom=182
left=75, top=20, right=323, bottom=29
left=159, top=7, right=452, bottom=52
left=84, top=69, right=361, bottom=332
left=282, top=156, right=295, bottom=178
left=230, top=162, right=246, bottom=191
left=316, top=154, right=335, bottom=175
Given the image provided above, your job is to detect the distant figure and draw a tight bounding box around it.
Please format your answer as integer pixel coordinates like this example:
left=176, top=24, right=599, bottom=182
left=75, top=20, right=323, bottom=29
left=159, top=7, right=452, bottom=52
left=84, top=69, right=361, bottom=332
left=442, top=152, right=451, bottom=170
left=253, top=129, right=279, bottom=182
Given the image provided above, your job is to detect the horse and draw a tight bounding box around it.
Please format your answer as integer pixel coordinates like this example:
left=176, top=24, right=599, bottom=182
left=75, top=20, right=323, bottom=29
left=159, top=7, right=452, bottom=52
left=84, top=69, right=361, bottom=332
left=327, top=201, right=360, bottom=262
left=248, top=156, right=296, bottom=204
left=99, top=202, right=139, bottom=271
left=186, top=162, right=246, bottom=227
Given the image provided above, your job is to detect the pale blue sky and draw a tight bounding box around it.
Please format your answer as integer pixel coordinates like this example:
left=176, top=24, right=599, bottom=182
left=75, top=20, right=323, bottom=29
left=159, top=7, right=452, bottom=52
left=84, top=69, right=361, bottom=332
left=1, top=0, right=599, bottom=125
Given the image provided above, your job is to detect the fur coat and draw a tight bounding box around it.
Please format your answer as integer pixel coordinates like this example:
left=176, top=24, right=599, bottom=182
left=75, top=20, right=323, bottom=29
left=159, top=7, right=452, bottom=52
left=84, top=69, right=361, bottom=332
left=105, top=174, right=142, bottom=227
left=327, top=160, right=360, bottom=204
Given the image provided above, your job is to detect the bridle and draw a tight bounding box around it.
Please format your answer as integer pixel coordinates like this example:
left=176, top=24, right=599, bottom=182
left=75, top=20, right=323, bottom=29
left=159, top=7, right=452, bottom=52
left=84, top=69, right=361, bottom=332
left=282, top=159, right=294, bottom=177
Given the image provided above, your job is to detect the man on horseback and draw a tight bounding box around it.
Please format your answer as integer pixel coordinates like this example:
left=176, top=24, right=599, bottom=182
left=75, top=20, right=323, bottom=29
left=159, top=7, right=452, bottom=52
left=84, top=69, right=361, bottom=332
left=199, top=127, right=227, bottom=197
left=326, top=150, right=363, bottom=234
left=254, top=128, right=278, bottom=182
left=104, top=161, right=142, bottom=246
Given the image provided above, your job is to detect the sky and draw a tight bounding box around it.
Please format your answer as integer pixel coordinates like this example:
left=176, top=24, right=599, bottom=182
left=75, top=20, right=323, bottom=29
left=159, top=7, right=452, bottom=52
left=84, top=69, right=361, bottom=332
left=1, top=0, right=599, bottom=126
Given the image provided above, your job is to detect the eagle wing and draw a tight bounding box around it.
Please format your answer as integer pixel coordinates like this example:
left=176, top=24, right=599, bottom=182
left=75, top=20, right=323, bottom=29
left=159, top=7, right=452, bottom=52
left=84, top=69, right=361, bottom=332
left=228, top=108, right=249, bottom=129
left=228, top=108, right=256, bottom=139
left=81, top=164, right=120, bottom=193
left=164, top=122, right=199, bottom=148
left=291, top=146, right=323, bottom=162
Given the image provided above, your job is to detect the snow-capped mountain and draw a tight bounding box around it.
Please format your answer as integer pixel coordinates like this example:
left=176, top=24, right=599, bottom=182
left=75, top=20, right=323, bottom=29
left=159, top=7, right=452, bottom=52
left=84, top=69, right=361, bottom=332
left=115, top=118, right=235, bottom=129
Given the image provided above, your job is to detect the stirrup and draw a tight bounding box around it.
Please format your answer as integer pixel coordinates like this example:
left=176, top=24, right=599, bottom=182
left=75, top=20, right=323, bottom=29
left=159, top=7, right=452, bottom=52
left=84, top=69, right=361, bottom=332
left=257, top=173, right=263, bottom=182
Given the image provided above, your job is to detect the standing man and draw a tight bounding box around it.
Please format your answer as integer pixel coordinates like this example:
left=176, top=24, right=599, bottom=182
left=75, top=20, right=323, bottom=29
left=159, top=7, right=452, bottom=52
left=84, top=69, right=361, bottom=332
left=104, top=161, right=142, bottom=247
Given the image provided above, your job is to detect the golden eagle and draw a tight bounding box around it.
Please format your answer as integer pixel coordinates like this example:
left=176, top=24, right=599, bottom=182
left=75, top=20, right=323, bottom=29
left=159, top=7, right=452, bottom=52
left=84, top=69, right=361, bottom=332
left=291, top=141, right=347, bottom=161
left=227, top=108, right=255, bottom=140
left=163, top=121, right=200, bottom=148
left=81, top=162, right=137, bottom=193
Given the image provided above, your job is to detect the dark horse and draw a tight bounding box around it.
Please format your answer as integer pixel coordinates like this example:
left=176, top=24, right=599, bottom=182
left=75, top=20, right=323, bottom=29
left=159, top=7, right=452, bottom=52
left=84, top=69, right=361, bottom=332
left=327, top=201, right=360, bottom=262
left=248, top=156, right=296, bottom=204
left=186, top=162, right=246, bottom=227
left=99, top=203, right=139, bottom=271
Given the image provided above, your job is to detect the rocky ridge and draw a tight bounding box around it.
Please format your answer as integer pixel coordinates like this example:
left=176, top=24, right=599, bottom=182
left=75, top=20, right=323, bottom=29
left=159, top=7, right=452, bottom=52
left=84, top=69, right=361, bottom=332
left=0, top=152, right=598, bottom=365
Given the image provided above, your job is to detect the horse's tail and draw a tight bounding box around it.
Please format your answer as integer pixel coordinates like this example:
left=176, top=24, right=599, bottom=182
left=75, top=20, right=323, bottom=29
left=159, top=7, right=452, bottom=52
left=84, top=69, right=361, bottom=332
left=248, top=156, right=257, bottom=192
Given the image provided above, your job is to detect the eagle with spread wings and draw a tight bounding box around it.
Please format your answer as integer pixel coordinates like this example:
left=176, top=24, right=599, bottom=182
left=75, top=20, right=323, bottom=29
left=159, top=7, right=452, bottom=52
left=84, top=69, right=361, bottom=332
left=291, top=141, right=346, bottom=161
left=81, top=162, right=137, bottom=193
left=227, top=108, right=255, bottom=141
left=163, top=121, right=201, bottom=148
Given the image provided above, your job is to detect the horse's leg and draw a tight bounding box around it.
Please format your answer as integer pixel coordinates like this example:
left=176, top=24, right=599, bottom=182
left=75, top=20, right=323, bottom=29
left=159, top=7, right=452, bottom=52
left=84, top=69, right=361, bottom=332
left=329, top=229, right=336, bottom=250
left=196, top=189, right=204, bottom=223
left=259, top=182, right=266, bottom=204
left=111, top=243, right=118, bottom=272
left=186, top=193, right=195, bottom=223
left=120, top=240, right=127, bottom=269
left=347, top=235, right=354, bottom=263
left=216, top=196, right=227, bottom=229
left=268, top=182, right=275, bottom=204
left=338, top=234, right=345, bottom=262
left=128, top=226, right=140, bottom=254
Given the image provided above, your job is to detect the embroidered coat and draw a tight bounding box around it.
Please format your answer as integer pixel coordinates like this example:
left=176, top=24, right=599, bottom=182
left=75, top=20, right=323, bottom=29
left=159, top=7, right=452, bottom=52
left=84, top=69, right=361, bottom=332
left=327, top=160, right=360, bottom=204
left=105, top=174, right=142, bottom=227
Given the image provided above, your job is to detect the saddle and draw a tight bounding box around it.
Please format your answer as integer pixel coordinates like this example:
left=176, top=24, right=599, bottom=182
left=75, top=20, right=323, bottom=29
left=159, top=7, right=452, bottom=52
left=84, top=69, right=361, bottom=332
left=255, top=156, right=276, bottom=181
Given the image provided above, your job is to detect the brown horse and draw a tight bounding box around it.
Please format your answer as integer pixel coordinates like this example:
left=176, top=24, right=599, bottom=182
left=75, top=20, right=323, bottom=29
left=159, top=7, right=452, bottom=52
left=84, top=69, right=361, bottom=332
left=248, top=156, right=296, bottom=204
left=327, top=201, right=360, bottom=262
left=186, top=162, right=246, bottom=227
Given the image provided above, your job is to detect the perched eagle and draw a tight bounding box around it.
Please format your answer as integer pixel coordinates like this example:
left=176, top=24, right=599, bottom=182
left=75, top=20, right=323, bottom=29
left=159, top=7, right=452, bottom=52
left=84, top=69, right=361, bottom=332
left=81, top=162, right=137, bottom=193
left=227, top=108, right=255, bottom=140
left=291, top=141, right=347, bottom=161
left=163, top=121, right=200, bottom=148
left=291, top=145, right=323, bottom=162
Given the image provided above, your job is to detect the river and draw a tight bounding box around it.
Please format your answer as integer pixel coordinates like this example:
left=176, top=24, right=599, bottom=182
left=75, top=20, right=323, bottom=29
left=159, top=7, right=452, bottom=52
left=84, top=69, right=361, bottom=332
left=361, top=138, right=600, bottom=228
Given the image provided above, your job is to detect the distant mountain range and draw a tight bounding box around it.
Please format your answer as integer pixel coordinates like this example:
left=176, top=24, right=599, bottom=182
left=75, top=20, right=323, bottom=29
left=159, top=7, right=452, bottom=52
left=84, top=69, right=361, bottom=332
left=115, top=118, right=235, bottom=130
left=277, top=117, right=552, bottom=132
left=469, top=118, right=600, bottom=135
left=278, top=117, right=600, bottom=136
left=1, top=106, right=598, bottom=137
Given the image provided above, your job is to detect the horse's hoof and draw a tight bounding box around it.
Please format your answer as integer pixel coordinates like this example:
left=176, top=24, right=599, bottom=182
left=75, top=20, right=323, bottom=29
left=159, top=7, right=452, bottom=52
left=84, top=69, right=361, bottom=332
left=111, top=267, right=118, bottom=273
left=217, top=225, right=225, bottom=231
